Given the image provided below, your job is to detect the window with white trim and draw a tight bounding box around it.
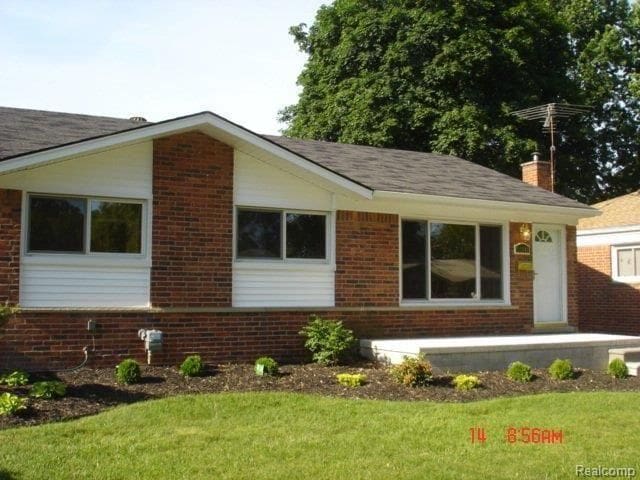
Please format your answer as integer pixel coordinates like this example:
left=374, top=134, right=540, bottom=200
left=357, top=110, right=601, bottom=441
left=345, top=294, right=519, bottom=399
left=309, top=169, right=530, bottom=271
left=402, top=220, right=504, bottom=301
left=236, top=208, right=328, bottom=260
left=28, top=194, right=144, bottom=254
left=612, top=245, right=640, bottom=282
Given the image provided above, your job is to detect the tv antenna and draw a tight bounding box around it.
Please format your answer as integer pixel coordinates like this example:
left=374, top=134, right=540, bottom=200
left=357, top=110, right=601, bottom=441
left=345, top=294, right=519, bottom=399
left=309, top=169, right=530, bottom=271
left=511, top=103, right=591, bottom=192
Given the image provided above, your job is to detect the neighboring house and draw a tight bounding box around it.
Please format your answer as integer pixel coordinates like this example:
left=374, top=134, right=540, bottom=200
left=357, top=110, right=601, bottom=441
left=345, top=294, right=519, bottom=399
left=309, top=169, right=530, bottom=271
left=577, top=191, right=640, bottom=335
left=0, top=107, right=597, bottom=370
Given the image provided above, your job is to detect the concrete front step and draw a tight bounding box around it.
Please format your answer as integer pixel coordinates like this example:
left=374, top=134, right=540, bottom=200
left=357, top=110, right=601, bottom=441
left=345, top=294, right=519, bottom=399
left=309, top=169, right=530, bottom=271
left=608, top=347, right=640, bottom=363
left=532, top=323, right=577, bottom=334
left=626, top=362, right=640, bottom=377
left=361, top=333, right=640, bottom=373
left=608, top=348, right=640, bottom=376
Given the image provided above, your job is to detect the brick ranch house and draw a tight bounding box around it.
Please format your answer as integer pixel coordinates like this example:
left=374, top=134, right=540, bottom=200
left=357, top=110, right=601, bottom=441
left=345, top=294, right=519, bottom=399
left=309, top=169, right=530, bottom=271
left=0, top=107, right=598, bottom=370
left=577, top=191, right=640, bottom=336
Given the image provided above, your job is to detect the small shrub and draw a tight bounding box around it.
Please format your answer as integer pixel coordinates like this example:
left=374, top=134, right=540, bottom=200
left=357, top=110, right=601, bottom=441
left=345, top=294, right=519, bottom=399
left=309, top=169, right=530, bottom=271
left=452, top=374, right=480, bottom=391
left=607, top=358, right=629, bottom=379
left=390, top=355, right=433, bottom=387
left=30, top=381, right=67, bottom=399
left=506, top=361, right=533, bottom=382
left=0, top=393, right=27, bottom=416
left=299, top=315, right=356, bottom=365
left=115, top=359, right=141, bottom=385
left=180, top=355, right=205, bottom=377
left=548, top=359, right=574, bottom=380
left=0, top=301, right=19, bottom=328
left=0, top=370, right=29, bottom=387
left=336, top=373, right=367, bottom=387
left=255, top=357, right=279, bottom=376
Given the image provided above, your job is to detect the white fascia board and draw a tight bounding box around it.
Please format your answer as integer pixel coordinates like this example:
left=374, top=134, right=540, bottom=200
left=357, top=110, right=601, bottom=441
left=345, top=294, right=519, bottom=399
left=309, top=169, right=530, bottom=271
left=373, top=190, right=598, bottom=223
left=576, top=224, right=640, bottom=236
left=0, top=112, right=373, bottom=200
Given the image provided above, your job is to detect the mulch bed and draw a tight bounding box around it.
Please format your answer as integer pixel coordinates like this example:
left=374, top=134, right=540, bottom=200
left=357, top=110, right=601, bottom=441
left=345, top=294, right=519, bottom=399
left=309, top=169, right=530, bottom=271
left=2, top=361, right=640, bottom=429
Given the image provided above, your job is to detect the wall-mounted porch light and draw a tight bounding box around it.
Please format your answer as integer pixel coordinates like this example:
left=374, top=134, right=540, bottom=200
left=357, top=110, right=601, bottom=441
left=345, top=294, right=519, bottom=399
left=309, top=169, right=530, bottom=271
left=519, top=224, right=531, bottom=242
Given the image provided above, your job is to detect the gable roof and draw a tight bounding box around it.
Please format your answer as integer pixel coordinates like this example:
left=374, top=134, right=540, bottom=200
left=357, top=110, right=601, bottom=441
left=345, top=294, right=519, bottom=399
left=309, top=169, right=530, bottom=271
left=577, top=190, right=640, bottom=230
left=0, top=106, right=592, bottom=211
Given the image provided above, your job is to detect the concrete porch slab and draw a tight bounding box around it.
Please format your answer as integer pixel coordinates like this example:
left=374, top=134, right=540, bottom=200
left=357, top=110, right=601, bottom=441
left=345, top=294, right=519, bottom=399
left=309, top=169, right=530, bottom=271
left=360, top=333, right=640, bottom=373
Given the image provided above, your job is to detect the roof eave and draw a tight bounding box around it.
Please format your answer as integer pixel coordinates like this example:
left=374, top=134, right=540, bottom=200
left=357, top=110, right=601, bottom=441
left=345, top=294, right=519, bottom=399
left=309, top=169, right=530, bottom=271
left=374, top=190, right=599, bottom=219
left=0, top=111, right=373, bottom=200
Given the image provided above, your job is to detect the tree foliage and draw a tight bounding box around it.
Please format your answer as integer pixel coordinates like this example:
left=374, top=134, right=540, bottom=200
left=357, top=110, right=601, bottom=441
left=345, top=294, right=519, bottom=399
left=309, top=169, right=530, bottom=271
left=280, top=0, right=639, bottom=203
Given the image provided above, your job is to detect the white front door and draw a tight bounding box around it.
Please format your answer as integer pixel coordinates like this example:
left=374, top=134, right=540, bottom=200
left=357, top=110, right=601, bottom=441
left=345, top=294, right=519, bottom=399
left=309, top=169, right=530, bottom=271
left=533, top=224, right=565, bottom=324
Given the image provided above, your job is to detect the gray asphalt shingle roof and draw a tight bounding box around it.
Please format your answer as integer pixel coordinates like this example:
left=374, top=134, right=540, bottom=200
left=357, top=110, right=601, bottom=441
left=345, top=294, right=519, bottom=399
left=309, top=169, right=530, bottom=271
left=0, top=107, right=589, bottom=209
left=0, top=106, right=148, bottom=159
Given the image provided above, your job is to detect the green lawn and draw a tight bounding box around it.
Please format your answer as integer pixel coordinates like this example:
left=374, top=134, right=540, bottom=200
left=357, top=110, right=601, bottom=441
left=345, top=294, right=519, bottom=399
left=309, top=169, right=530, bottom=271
left=1, top=392, right=638, bottom=479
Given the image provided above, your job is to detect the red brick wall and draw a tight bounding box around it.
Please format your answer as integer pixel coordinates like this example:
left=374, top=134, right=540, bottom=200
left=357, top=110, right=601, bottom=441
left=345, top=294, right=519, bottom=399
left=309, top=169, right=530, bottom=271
left=0, top=307, right=532, bottom=370
left=151, top=132, right=233, bottom=307
left=335, top=211, right=399, bottom=307
left=0, top=189, right=21, bottom=305
left=521, top=161, right=552, bottom=191
left=509, top=222, right=534, bottom=327
left=577, top=244, right=640, bottom=335
left=566, top=226, right=579, bottom=328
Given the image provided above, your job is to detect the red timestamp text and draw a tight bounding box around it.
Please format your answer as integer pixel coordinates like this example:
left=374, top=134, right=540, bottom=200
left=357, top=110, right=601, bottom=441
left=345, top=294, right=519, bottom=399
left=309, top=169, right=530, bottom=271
left=505, top=427, right=564, bottom=444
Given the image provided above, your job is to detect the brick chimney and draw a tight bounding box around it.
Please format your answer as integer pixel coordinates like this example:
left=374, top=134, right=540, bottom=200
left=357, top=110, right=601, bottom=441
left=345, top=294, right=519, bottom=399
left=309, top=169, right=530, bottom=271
left=521, top=152, right=552, bottom=191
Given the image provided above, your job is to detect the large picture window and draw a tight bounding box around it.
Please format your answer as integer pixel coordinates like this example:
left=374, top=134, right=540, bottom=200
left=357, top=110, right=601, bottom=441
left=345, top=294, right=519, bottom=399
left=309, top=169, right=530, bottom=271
left=402, top=220, right=503, bottom=301
left=236, top=209, right=328, bottom=261
left=28, top=195, right=144, bottom=255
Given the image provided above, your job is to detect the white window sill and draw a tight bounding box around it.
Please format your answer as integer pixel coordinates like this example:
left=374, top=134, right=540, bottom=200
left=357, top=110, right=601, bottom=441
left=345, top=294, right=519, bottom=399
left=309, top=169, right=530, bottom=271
left=612, top=276, right=640, bottom=285
left=21, top=253, right=151, bottom=268
left=400, top=300, right=511, bottom=309
left=234, top=260, right=336, bottom=272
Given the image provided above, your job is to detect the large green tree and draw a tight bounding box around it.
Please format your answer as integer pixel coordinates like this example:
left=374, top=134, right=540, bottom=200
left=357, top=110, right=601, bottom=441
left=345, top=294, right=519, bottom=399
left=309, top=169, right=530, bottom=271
left=280, top=0, right=639, bottom=203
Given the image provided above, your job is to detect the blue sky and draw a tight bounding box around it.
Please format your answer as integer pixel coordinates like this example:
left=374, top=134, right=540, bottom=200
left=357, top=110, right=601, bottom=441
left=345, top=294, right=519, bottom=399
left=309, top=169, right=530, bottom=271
left=0, top=0, right=326, bottom=134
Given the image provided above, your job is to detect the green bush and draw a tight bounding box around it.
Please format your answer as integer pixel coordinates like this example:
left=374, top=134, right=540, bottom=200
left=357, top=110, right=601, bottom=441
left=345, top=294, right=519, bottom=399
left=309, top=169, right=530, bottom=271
left=115, top=359, right=141, bottom=385
left=390, top=355, right=433, bottom=387
left=0, top=370, right=29, bottom=387
left=30, top=381, right=67, bottom=399
left=452, top=374, right=481, bottom=391
left=255, top=357, right=279, bottom=376
left=548, top=359, right=574, bottom=380
left=506, top=361, right=533, bottom=382
left=180, top=355, right=205, bottom=377
left=0, top=393, right=27, bottom=416
left=336, top=373, right=367, bottom=387
left=607, top=358, right=629, bottom=379
left=299, top=315, right=356, bottom=365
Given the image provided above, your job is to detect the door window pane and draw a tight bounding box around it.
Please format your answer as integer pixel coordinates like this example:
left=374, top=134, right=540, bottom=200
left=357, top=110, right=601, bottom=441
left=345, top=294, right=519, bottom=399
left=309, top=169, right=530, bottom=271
left=430, top=223, right=476, bottom=299
left=90, top=201, right=142, bottom=253
left=480, top=225, right=503, bottom=299
left=237, top=210, right=282, bottom=258
left=29, top=196, right=86, bottom=252
left=402, top=221, right=427, bottom=299
left=286, top=213, right=326, bottom=259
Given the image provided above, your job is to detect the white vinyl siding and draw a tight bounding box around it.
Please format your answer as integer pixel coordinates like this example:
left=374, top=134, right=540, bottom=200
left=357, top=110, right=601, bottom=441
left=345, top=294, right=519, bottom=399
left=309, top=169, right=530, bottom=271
left=20, top=260, right=150, bottom=308
left=232, top=264, right=334, bottom=307
left=233, top=149, right=335, bottom=307
left=234, top=150, right=333, bottom=210
left=4, top=142, right=154, bottom=308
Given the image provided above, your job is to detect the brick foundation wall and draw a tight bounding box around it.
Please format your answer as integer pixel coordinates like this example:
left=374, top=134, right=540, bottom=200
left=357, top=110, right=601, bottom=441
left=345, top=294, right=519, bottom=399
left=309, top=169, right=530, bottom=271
left=151, top=132, right=233, bottom=307
left=0, top=308, right=531, bottom=370
left=577, top=245, right=640, bottom=335
left=335, top=211, right=399, bottom=307
left=0, top=189, right=21, bottom=305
